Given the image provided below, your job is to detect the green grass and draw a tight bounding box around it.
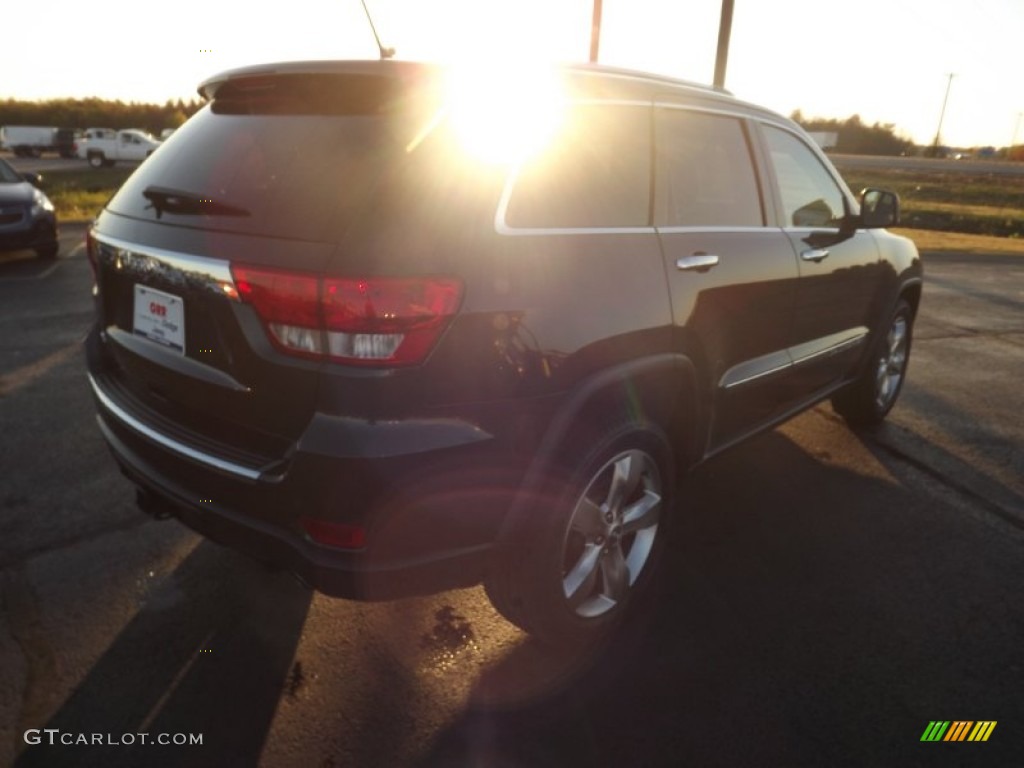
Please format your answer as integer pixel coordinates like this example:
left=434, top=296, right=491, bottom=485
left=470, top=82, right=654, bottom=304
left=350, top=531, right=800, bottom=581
left=40, top=166, right=135, bottom=221
left=840, top=168, right=1024, bottom=208
left=839, top=168, right=1023, bottom=238
left=893, top=228, right=1024, bottom=256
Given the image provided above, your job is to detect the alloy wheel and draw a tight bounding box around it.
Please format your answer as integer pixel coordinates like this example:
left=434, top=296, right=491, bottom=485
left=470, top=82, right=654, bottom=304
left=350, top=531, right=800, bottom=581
left=874, top=315, right=909, bottom=411
left=560, top=449, right=663, bottom=618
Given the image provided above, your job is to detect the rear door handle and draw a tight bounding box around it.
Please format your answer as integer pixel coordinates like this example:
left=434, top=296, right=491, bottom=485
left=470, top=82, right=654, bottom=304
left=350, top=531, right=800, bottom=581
left=676, top=253, right=719, bottom=272
left=800, top=248, right=830, bottom=263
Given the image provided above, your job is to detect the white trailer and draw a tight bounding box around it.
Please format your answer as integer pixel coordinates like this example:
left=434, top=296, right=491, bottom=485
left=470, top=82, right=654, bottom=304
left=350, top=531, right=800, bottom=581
left=0, top=126, right=59, bottom=157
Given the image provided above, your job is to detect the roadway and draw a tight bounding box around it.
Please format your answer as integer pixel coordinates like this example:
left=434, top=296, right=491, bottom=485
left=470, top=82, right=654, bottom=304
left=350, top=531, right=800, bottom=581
left=0, top=226, right=1022, bottom=766
left=1, top=152, right=138, bottom=175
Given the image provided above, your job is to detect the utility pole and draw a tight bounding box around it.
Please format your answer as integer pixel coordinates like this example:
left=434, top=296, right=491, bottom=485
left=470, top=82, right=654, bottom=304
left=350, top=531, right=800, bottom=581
left=1013, top=112, right=1023, bottom=148
left=713, top=0, right=735, bottom=90
left=930, top=73, right=955, bottom=156
left=590, top=0, right=603, bottom=63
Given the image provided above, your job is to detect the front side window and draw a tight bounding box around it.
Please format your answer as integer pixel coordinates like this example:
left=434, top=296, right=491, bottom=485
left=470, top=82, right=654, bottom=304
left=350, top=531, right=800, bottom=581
left=504, top=104, right=650, bottom=229
left=763, top=125, right=847, bottom=229
left=655, top=109, right=763, bottom=228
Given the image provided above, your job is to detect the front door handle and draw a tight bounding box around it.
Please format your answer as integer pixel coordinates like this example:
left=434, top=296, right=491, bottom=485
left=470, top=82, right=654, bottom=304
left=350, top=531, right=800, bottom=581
left=676, top=253, right=719, bottom=272
left=801, top=248, right=830, bottom=263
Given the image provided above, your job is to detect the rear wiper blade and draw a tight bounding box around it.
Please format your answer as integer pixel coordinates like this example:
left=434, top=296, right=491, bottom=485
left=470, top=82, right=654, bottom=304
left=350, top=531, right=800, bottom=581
left=142, top=185, right=250, bottom=218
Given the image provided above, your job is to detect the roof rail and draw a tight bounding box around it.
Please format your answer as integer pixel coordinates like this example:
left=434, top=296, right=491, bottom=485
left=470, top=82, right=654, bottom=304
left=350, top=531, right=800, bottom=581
left=565, top=62, right=732, bottom=96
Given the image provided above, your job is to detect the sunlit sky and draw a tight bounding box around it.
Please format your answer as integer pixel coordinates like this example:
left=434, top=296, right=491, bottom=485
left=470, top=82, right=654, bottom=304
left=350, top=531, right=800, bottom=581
left=4, top=0, right=1022, bottom=148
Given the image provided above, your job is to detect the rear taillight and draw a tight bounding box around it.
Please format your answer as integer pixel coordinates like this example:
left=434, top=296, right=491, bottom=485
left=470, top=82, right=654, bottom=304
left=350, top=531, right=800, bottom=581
left=233, top=266, right=322, bottom=356
left=322, top=277, right=463, bottom=365
left=231, top=265, right=462, bottom=367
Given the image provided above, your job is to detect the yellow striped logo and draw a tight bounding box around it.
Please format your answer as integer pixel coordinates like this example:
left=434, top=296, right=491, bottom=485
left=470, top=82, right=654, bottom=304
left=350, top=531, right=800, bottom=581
left=920, top=721, right=997, bottom=742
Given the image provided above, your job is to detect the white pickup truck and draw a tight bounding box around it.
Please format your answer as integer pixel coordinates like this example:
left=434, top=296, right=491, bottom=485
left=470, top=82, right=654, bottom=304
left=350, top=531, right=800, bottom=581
left=76, top=128, right=161, bottom=167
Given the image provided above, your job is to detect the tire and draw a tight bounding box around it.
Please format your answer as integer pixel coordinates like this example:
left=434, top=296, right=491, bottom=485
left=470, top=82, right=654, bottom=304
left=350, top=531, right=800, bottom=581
left=485, top=421, right=673, bottom=647
left=88, top=153, right=104, bottom=168
left=832, top=298, right=914, bottom=426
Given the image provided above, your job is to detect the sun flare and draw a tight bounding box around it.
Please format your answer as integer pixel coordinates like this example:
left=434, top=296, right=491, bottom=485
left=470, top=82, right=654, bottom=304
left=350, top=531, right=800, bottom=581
left=442, top=63, right=568, bottom=166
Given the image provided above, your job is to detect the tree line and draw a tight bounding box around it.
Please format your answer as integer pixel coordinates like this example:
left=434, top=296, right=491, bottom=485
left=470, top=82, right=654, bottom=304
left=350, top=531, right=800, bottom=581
left=790, top=112, right=916, bottom=156
left=0, top=97, right=205, bottom=135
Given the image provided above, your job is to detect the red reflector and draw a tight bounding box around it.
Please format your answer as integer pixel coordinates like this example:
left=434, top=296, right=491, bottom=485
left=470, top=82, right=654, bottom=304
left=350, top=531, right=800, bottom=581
left=300, top=517, right=366, bottom=550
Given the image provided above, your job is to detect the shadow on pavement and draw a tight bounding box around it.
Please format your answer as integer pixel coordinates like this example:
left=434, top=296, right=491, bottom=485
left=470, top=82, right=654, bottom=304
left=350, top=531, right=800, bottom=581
left=15, top=541, right=312, bottom=768
left=418, top=428, right=1024, bottom=767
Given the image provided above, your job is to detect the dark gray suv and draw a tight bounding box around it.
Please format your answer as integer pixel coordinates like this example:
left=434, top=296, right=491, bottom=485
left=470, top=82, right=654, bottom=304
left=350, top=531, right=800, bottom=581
left=85, top=60, right=921, bottom=645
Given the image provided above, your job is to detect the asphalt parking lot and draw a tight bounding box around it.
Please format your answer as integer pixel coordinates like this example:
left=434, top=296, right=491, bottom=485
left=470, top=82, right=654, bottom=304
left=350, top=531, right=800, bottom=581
left=1, top=226, right=1022, bottom=767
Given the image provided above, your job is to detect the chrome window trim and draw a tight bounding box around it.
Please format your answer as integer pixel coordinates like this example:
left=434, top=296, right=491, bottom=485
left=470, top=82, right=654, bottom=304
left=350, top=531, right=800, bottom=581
left=781, top=226, right=868, bottom=235
left=656, top=225, right=769, bottom=235
left=91, top=232, right=238, bottom=296
left=88, top=373, right=263, bottom=481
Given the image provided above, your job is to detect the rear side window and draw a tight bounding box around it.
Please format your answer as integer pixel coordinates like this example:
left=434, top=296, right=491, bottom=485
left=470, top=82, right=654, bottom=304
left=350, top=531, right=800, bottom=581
left=655, top=109, right=763, bottom=228
left=763, top=125, right=847, bottom=229
left=503, top=104, right=651, bottom=229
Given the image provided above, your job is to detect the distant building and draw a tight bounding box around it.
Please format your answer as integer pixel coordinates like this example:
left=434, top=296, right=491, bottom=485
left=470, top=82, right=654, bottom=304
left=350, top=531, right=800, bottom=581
left=808, top=131, right=839, bottom=150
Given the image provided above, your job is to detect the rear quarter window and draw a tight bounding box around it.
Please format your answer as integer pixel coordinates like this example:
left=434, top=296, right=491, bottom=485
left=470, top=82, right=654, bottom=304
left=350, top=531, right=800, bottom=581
left=503, top=104, right=651, bottom=230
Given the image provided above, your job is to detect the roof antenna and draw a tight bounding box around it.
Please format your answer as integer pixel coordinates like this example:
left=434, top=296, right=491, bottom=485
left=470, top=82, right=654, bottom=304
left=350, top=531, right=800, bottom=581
left=360, top=0, right=395, bottom=60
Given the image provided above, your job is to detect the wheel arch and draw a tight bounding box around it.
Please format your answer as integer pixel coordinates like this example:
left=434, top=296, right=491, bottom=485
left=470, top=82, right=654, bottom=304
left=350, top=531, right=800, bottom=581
left=517, top=353, right=701, bottom=508
left=899, top=278, right=923, bottom=317
left=487, top=353, right=699, bottom=641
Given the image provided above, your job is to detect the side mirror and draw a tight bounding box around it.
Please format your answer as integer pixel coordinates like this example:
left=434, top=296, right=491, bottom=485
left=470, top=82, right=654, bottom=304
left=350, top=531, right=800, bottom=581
left=21, top=171, right=42, bottom=187
left=860, top=188, right=899, bottom=229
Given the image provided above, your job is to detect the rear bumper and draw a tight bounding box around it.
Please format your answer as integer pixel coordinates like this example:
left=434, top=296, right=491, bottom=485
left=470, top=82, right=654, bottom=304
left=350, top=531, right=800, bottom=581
left=101, top=415, right=495, bottom=599
left=86, top=332, right=527, bottom=600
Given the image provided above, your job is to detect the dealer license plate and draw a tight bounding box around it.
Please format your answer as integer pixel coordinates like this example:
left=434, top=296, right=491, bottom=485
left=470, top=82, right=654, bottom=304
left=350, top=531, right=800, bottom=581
left=133, top=285, right=185, bottom=354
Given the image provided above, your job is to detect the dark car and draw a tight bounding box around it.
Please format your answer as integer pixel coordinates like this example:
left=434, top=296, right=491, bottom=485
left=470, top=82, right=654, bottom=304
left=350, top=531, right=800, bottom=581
left=0, top=159, right=59, bottom=259
left=84, top=60, right=921, bottom=645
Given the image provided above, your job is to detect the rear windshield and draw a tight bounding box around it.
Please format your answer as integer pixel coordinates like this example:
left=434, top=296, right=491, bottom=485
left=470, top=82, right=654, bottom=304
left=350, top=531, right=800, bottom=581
left=106, top=74, right=443, bottom=243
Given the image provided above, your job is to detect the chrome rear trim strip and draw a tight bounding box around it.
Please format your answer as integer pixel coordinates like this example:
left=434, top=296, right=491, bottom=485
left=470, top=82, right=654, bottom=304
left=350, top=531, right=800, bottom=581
left=91, top=232, right=238, bottom=298
left=88, top=372, right=263, bottom=481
